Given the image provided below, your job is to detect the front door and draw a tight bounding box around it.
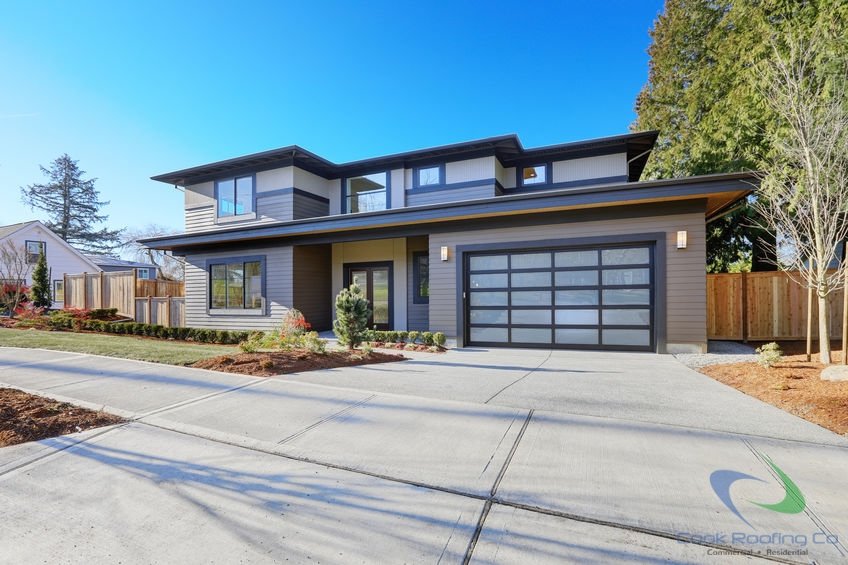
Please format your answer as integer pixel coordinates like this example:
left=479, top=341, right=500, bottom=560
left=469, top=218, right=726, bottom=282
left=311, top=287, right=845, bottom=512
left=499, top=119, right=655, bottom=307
left=343, top=262, right=393, bottom=330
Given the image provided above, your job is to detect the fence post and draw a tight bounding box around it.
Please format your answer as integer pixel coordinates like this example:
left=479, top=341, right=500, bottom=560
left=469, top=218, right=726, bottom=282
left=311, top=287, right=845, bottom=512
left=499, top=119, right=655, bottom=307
left=82, top=273, right=89, bottom=310
left=842, top=274, right=847, bottom=365
left=147, top=296, right=153, bottom=325
left=132, top=269, right=138, bottom=321
left=99, top=271, right=105, bottom=309
left=740, top=272, right=748, bottom=343
left=166, top=296, right=172, bottom=328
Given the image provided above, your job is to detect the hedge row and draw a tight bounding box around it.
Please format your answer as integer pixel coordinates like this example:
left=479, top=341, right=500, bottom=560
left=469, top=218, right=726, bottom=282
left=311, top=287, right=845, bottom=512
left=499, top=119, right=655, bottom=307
left=366, top=330, right=446, bottom=347
left=50, top=314, right=250, bottom=345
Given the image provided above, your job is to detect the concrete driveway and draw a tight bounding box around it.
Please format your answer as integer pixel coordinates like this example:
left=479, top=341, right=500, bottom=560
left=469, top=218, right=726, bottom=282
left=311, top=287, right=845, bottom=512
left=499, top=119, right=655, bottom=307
left=0, top=346, right=846, bottom=563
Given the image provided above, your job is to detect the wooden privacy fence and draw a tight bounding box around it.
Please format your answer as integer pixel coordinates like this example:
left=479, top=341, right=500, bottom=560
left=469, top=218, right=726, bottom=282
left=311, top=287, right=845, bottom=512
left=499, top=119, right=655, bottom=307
left=64, top=270, right=185, bottom=328
left=707, top=271, right=844, bottom=341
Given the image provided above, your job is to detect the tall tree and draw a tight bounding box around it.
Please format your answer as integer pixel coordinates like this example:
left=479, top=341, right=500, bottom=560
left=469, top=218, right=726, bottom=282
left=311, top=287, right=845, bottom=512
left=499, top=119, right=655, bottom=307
left=633, top=0, right=847, bottom=271
left=21, top=154, right=123, bottom=253
left=753, top=35, right=848, bottom=364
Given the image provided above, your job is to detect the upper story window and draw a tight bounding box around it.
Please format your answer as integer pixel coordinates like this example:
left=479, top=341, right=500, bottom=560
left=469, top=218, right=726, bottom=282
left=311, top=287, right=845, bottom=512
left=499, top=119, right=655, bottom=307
left=520, top=164, right=549, bottom=186
left=415, top=165, right=442, bottom=188
left=136, top=268, right=152, bottom=280
left=345, top=172, right=388, bottom=213
left=217, top=176, right=254, bottom=217
left=25, top=240, right=45, bottom=264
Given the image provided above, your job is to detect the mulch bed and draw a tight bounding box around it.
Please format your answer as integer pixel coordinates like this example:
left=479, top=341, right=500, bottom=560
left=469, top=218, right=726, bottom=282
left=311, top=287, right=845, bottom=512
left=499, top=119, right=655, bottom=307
left=700, top=341, right=848, bottom=436
left=0, top=388, right=124, bottom=448
left=192, top=349, right=405, bottom=377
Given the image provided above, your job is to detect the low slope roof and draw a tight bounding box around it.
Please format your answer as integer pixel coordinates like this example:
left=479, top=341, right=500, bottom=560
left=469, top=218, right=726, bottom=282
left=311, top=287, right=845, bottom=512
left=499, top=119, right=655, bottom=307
left=85, top=254, right=157, bottom=270
left=151, top=131, right=659, bottom=187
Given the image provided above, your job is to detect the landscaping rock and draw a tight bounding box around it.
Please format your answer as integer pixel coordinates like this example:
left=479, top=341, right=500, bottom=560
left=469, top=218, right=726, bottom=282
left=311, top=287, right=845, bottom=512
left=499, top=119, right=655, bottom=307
left=821, top=365, right=848, bottom=382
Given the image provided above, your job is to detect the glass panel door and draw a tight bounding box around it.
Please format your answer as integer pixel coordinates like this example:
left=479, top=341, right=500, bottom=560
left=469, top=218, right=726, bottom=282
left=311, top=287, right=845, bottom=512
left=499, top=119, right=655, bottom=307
left=344, top=263, right=393, bottom=330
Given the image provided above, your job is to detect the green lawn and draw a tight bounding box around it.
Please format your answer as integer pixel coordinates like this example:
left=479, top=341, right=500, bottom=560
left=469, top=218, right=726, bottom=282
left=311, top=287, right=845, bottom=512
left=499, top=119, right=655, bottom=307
left=0, top=328, right=238, bottom=366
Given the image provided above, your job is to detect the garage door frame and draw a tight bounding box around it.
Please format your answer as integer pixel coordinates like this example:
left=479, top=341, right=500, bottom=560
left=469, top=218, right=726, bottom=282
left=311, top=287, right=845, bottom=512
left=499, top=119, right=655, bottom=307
left=455, top=232, right=667, bottom=352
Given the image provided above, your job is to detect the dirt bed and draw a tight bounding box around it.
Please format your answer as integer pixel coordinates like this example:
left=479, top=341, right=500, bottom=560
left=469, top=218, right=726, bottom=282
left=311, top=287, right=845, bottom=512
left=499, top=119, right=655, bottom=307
left=192, top=349, right=405, bottom=377
left=700, top=342, right=848, bottom=436
left=0, top=388, right=124, bottom=447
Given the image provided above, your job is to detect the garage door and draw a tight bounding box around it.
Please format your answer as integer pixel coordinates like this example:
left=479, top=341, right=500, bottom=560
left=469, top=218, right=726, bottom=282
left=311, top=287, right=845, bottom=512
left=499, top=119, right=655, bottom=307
left=464, top=244, right=654, bottom=351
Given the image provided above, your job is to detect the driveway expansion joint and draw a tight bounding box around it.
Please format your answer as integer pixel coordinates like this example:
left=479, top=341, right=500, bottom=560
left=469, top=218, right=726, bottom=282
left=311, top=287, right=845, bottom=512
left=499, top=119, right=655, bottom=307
left=483, top=350, right=553, bottom=404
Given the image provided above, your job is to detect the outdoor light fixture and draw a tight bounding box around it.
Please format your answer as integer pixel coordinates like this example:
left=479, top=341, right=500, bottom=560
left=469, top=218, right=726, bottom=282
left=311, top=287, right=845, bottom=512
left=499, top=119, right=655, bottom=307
left=440, top=246, right=449, bottom=261
left=677, top=230, right=688, bottom=249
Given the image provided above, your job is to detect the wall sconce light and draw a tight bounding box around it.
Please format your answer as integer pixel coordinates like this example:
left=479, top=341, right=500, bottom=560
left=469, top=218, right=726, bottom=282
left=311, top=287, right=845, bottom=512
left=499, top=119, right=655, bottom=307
left=440, top=246, right=449, bottom=261
left=676, top=230, right=688, bottom=250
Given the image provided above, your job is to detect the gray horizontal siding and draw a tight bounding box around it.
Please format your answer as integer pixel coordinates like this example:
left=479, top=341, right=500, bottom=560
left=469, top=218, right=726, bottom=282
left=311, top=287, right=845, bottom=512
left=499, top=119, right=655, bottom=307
left=428, top=211, right=707, bottom=349
left=185, top=206, right=215, bottom=233
left=406, top=236, right=429, bottom=332
left=256, top=193, right=293, bottom=223
left=183, top=244, right=293, bottom=331
left=406, top=185, right=496, bottom=207
left=293, top=192, right=330, bottom=220
left=293, top=245, right=332, bottom=331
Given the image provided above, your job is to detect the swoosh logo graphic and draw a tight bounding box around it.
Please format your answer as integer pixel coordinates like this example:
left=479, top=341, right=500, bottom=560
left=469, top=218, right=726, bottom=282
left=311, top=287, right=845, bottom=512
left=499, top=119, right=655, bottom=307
left=710, top=457, right=805, bottom=527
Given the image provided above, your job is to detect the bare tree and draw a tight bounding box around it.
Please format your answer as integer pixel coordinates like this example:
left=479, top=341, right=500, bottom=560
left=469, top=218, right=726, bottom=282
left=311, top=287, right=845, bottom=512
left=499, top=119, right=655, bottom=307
left=752, top=36, right=848, bottom=364
left=0, top=242, right=30, bottom=316
left=120, top=224, right=184, bottom=281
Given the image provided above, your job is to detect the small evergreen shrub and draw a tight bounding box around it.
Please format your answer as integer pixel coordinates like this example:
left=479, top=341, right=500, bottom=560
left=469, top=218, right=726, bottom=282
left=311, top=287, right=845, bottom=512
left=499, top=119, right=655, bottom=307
left=755, top=342, right=783, bottom=368
left=333, top=285, right=371, bottom=350
left=421, top=332, right=434, bottom=346
left=433, top=332, right=446, bottom=348
left=407, top=331, right=419, bottom=344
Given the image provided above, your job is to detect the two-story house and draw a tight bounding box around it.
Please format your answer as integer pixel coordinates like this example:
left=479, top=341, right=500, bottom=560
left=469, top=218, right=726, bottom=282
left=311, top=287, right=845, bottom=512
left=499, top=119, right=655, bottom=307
left=141, top=132, right=754, bottom=353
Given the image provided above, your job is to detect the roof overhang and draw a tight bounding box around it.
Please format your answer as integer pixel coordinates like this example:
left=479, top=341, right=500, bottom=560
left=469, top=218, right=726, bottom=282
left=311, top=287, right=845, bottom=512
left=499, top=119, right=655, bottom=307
left=150, top=131, right=660, bottom=187
left=141, top=172, right=755, bottom=254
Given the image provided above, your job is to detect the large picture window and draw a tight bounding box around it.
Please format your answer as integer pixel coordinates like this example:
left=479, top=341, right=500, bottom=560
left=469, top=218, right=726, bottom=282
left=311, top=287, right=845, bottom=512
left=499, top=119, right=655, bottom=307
left=210, top=259, right=263, bottom=310
left=413, top=251, right=429, bottom=304
left=345, top=172, right=388, bottom=213
left=25, top=240, right=45, bottom=264
left=217, top=176, right=254, bottom=217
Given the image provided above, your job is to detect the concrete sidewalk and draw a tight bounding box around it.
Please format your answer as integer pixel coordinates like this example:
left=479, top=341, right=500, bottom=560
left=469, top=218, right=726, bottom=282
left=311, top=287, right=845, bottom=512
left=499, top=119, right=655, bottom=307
left=1, top=347, right=847, bottom=563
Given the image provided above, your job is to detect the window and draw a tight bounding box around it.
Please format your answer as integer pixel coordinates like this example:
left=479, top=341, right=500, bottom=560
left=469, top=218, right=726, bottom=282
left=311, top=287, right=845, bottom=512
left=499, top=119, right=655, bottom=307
left=413, top=251, right=429, bottom=304
left=415, top=165, right=442, bottom=187
left=217, top=176, right=254, bottom=217
left=53, top=280, right=64, bottom=302
left=136, top=268, right=151, bottom=280
left=209, top=259, right=263, bottom=310
left=345, top=172, right=388, bottom=213
left=520, top=164, right=548, bottom=186
left=25, top=240, right=45, bottom=264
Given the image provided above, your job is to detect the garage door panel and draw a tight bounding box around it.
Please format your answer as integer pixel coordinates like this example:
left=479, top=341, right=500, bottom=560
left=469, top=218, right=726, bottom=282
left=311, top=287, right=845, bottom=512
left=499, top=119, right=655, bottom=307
left=466, top=244, right=655, bottom=351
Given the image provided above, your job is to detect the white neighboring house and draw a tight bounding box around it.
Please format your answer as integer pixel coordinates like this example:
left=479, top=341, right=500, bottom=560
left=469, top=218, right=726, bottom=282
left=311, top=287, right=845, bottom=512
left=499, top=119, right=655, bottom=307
left=0, top=220, right=101, bottom=309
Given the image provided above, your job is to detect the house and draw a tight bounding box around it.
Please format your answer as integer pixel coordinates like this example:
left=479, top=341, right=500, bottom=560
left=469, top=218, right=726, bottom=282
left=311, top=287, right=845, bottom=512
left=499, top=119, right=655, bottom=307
left=140, top=132, right=754, bottom=353
left=0, top=220, right=101, bottom=308
left=85, top=254, right=160, bottom=280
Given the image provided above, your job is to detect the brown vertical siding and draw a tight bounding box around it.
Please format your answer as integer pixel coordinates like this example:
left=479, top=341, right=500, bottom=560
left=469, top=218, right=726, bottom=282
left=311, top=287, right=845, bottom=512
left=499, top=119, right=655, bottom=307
left=293, top=244, right=332, bottom=331
left=428, top=208, right=707, bottom=350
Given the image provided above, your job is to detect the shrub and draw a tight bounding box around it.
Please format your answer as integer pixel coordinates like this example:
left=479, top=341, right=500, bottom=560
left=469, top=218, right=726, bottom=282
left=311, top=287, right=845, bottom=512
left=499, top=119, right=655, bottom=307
left=239, top=338, right=259, bottom=353
left=756, top=342, right=783, bottom=368
left=407, top=331, right=419, bottom=344
left=421, top=332, right=434, bottom=346
left=281, top=309, right=311, bottom=337
left=361, top=342, right=373, bottom=355
left=302, top=331, right=327, bottom=354
left=89, top=308, right=118, bottom=320
left=433, top=332, right=446, bottom=348
left=333, top=285, right=371, bottom=350
left=30, top=252, right=51, bottom=308
left=397, top=331, right=408, bottom=343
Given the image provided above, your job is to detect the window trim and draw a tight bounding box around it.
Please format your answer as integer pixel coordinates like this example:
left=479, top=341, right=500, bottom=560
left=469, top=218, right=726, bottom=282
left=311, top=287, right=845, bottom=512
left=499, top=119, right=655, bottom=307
left=53, top=279, right=64, bottom=303
left=215, top=174, right=256, bottom=219
left=342, top=171, right=391, bottom=214
left=412, top=164, right=445, bottom=189
left=517, top=163, right=552, bottom=188
left=412, top=251, right=429, bottom=304
left=206, top=254, right=267, bottom=315
left=25, top=240, right=46, bottom=264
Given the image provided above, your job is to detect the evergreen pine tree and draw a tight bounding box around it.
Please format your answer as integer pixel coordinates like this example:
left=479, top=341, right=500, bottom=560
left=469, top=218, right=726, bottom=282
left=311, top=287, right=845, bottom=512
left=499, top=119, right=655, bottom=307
left=30, top=251, right=51, bottom=308
left=333, top=285, right=371, bottom=350
left=21, top=154, right=123, bottom=253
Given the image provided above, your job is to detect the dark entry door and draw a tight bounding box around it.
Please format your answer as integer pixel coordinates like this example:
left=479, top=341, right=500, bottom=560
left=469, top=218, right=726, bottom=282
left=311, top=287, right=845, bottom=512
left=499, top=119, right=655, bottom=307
left=343, top=262, right=393, bottom=330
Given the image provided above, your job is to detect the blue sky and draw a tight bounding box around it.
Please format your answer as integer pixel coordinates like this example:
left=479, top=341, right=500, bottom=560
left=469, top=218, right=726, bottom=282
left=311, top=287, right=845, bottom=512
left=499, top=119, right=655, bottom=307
left=0, top=0, right=664, bottom=239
